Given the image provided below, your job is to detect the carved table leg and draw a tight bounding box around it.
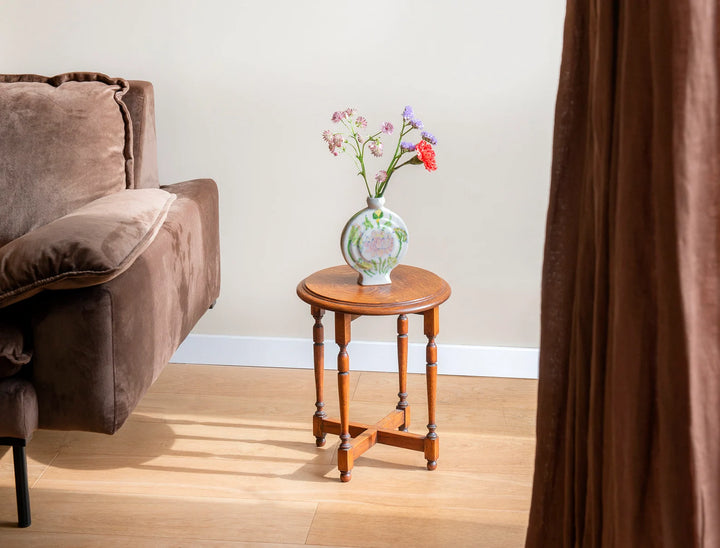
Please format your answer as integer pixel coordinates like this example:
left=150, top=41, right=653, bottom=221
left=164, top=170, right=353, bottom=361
left=312, top=307, right=326, bottom=447
left=336, top=312, right=353, bottom=482
left=423, top=307, right=440, bottom=471
left=396, top=314, right=410, bottom=432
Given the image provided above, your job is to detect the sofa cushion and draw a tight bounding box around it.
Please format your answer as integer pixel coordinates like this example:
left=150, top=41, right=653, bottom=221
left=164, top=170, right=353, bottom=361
left=0, top=319, right=31, bottom=378
left=0, top=72, right=134, bottom=247
left=0, top=189, right=176, bottom=309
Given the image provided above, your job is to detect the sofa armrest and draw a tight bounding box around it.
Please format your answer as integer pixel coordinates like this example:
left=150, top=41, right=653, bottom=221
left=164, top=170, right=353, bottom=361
left=29, top=178, right=220, bottom=433
left=0, top=189, right=175, bottom=308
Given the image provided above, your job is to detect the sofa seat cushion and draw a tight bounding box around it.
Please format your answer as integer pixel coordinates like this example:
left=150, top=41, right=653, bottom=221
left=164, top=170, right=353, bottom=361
left=0, top=319, right=31, bottom=378
left=0, top=73, right=134, bottom=247
left=0, top=189, right=176, bottom=308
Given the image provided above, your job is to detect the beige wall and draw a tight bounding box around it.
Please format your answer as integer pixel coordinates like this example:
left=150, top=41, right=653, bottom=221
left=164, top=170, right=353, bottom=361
left=1, top=0, right=565, bottom=348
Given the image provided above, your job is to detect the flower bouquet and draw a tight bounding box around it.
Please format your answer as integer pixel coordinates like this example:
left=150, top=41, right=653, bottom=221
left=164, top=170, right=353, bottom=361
left=323, top=106, right=438, bottom=285
left=322, top=105, right=437, bottom=198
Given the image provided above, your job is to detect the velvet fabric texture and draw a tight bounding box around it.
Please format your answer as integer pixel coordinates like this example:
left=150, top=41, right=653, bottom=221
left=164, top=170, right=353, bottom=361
left=526, top=2, right=720, bottom=547
left=30, top=179, right=220, bottom=434
left=0, top=319, right=31, bottom=378
left=0, top=73, right=134, bottom=247
left=124, top=81, right=159, bottom=189
left=0, top=189, right=175, bottom=309
left=0, top=378, right=38, bottom=439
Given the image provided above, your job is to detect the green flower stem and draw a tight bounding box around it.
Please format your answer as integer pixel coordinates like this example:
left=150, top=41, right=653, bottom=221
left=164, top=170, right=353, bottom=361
left=359, top=139, right=375, bottom=196
left=343, top=138, right=364, bottom=178
left=366, top=131, right=384, bottom=196
left=337, top=115, right=420, bottom=198
left=390, top=156, right=415, bottom=170
left=379, top=153, right=415, bottom=194
left=342, top=118, right=372, bottom=196
left=377, top=120, right=410, bottom=197
left=346, top=140, right=360, bottom=156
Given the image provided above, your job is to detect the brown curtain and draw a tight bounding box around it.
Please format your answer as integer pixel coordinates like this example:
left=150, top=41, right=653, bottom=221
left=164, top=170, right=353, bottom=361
left=527, top=1, right=720, bottom=546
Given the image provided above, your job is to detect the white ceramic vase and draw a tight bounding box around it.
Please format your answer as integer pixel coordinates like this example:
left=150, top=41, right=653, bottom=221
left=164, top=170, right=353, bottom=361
left=340, top=196, right=408, bottom=285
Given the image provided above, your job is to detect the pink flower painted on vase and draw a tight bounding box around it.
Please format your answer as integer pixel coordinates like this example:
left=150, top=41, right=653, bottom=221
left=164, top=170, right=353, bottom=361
left=362, top=229, right=395, bottom=259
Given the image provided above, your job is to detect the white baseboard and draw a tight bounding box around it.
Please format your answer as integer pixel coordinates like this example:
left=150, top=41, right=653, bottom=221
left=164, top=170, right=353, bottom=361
left=171, top=334, right=539, bottom=379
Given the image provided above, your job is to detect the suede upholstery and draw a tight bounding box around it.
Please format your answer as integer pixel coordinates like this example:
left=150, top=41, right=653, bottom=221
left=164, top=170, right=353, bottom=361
left=0, top=378, right=38, bottom=439
left=30, top=179, right=220, bottom=433
left=0, top=319, right=31, bottom=378
left=124, top=81, right=159, bottom=189
left=0, top=73, right=134, bottom=247
left=0, top=189, right=175, bottom=308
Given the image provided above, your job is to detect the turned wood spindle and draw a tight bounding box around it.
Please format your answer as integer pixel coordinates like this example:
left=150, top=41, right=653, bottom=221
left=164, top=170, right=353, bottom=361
left=312, top=306, right=326, bottom=447
left=336, top=312, right=353, bottom=482
left=424, top=307, right=440, bottom=471
left=396, top=314, right=409, bottom=432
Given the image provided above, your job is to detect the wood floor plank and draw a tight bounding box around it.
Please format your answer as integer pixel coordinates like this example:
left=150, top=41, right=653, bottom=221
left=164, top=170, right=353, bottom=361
left=0, top=430, right=69, bottom=488
left=352, top=370, right=538, bottom=408
left=0, top=490, right=317, bottom=544
left=149, top=365, right=360, bottom=402
left=57, top=415, right=334, bottom=465
left=33, top=453, right=531, bottom=512
left=343, top=400, right=535, bottom=439
left=306, top=502, right=528, bottom=547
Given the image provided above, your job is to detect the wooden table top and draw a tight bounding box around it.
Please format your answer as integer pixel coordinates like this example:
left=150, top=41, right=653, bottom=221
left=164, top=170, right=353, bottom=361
left=297, top=265, right=451, bottom=315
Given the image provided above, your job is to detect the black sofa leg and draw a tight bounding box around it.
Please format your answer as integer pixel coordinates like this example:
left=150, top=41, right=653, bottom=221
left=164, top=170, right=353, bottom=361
left=1, top=437, right=30, bottom=528
left=13, top=444, right=31, bottom=528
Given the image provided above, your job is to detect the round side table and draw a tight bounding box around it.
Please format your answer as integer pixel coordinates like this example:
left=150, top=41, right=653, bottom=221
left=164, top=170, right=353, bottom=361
left=296, top=264, right=451, bottom=482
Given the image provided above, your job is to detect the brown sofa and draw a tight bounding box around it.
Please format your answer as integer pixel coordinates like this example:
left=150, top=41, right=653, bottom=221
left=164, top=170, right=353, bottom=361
left=0, top=74, right=220, bottom=527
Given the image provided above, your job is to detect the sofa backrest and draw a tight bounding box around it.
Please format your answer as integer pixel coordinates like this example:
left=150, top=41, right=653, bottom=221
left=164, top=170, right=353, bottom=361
left=0, top=73, right=157, bottom=247
left=124, top=81, right=159, bottom=190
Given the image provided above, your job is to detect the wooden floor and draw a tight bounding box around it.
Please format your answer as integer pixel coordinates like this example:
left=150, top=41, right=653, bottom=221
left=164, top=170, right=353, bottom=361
left=0, top=364, right=537, bottom=547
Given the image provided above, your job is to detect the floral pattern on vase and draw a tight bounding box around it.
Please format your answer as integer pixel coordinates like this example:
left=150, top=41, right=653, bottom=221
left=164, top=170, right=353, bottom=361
left=341, top=196, right=408, bottom=285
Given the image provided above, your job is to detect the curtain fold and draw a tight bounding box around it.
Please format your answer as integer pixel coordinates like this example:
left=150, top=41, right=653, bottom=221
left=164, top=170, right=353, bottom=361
left=527, top=1, right=720, bottom=546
